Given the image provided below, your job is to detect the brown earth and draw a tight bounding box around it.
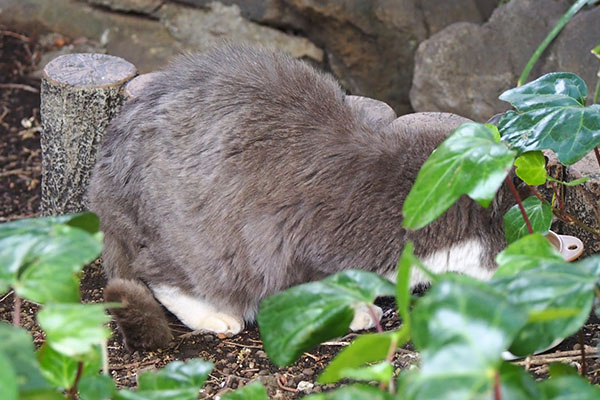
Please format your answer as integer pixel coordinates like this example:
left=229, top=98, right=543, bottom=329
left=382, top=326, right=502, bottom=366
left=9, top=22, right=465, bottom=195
left=1, top=27, right=599, bottom=399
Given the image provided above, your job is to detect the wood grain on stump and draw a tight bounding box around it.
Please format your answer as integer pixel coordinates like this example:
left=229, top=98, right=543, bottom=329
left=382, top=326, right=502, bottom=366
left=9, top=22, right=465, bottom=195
left=40, top=53, right=137, bottom=215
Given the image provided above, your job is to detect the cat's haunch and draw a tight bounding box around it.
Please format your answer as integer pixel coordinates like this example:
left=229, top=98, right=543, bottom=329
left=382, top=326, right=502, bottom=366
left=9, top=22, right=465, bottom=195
left=89, top=45, right=513, bottom=350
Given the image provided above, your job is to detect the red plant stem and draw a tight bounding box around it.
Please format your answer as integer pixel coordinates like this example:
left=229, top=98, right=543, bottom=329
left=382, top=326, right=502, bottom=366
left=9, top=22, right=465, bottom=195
left=527, top=185, right=545, bottom=202
left=13, top=294, right=21, bottom=326
left=594, top=147, right=600, bottom=170
left=367, top=305, right=383, bottom=333
left=67, top=361, right=84, bottom=399
left=579, top=330, right=587, bottom=377
left=506, top=176, right=533, bottom=234
left=494, top=371, right=502, bottom=400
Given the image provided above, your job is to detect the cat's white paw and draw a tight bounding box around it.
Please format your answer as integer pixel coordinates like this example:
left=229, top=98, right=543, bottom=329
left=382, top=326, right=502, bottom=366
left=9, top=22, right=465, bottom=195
left=349, top=303, right=382, bottom=331
left=151, top=285, right=244, bottom=335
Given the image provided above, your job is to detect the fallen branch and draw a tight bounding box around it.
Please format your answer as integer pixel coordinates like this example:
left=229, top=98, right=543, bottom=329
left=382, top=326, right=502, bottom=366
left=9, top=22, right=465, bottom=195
left=0, top=83, right=39, bottom=93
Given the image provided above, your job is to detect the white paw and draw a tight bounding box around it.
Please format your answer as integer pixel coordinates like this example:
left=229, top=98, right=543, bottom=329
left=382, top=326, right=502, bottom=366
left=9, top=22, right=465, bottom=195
left=197, top=313, right=244, bottom=334
left=349, top=304, right=382, bottom=331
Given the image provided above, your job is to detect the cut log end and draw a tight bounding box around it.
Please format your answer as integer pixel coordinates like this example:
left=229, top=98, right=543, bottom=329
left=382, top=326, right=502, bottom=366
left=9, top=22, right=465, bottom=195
left=43, top=53, right=137, bottom=88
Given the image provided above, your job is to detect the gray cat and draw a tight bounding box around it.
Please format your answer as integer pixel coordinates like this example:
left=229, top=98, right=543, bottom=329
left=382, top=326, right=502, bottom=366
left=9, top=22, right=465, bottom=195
left=88, top=45, right=515, bottom=351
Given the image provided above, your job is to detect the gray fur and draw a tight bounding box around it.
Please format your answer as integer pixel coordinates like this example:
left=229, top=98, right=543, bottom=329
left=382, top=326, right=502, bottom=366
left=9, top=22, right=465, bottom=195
left=89, top=45, right=513, bottom=350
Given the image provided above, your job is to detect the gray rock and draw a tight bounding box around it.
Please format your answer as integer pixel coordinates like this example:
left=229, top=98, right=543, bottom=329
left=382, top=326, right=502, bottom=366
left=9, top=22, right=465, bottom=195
left=410, top=0, right=599, bottom=122
left=84, top=0, right=162, bottom=13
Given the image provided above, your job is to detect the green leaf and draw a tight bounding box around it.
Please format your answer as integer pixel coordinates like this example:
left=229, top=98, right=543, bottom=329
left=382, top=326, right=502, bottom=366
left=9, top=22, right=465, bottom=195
left=403, top=122, right=516, bottom=229
left=305, top=384, right=393, bottom=400
left=0, top=214, right=103, bottom=304
left=503, top=196, right=552, bottom=244
left=258, top=270, right=395, bottom=366
left=221, top=382, right=268, bottom=400
left=539, top=375, right=600, bottom=399
left=117, top=359, right=212, bottom=400
left=590, top=44, right=600, bottom=59
left=78, top=375, right=117, bottom=400
left=485, top=123, right=502, bottom=141
left=412, top=275, right=528, bottom=370
left=37, top=343, right=102, bottom=390
left=0, top=352, right=18, bottom=400
left=396, top=243, right=414, bottom=324
left=397, top=361, right=541, bottom=400
left=339, top=361, right=394, bottom=383
left=547, top=175, right=590, bottom=186
left=0, top=322, right=50, bottom=394
left=37, top=303, right=112, bottom=357
left=494, top=233, right=563, bottom=277
left=548, top=363, right=579, bottom=378
left=318, top=331, right=405, bottom=384
left=498, top=72, right=600, bottom=165
left=491, top=258, right=598, bottom=356
left=514, top=151, right=547, bottom=185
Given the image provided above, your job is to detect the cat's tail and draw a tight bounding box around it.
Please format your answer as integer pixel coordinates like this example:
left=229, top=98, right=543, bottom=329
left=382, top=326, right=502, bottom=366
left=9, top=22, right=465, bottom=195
left=104, top=278, right=173, bottom=351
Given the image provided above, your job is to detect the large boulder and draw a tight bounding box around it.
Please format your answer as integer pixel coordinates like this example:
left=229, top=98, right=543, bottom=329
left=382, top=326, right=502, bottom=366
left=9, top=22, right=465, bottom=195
left=410, top=0, right=600, bottom=121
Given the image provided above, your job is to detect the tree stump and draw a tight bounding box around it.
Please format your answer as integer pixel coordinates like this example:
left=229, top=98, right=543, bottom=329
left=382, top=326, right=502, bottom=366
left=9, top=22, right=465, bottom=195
left=40, top=53, right=137, bottom=215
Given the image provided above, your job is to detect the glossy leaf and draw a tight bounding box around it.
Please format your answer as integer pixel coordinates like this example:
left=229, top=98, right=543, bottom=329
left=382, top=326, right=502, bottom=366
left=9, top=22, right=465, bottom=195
left=548, top=363, right=579, bottom=378
left=0, top=322, right=50, bottom=395
left=258, top=270, right=395, bottom=366
left=396, top=243, right=415, bottom=324
left=339, top=361, right=394, bottom=383
left=0, top=213, right=103, bottom=304
left=539, top=375, right=600, bottom=399
left=78, top=375, right=116, bottom=400
left=117, top=359, right=212, bottom=400
left=221, top=382, right=268, bottom=400
left=0, top=352, right=18, bottom=400
left=397, top=361, right=540, bottom=400
left=498, top=73, right=600, bottom=165
left=318, top=331, right=405, bottom=384
left=37, top=343, right=102, bottom=390
left=305, top=384, right=393, bottom=400
left=491, top=258, right=598, bottom=356
left=514, top=151, right=547, bottom=185
left=403, top=122, right=516, bottom=229
left=592, top=44, right=600, bottom=59
left=503, top=196, right=552, bottom=244
left=493, top=233, right=563, bottom=277
left=37, top=303, right=112, bottom=357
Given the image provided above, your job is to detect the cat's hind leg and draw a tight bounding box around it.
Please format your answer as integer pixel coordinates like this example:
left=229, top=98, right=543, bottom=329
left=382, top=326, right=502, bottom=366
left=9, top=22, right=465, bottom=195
left=151, top=285, right=245, bottom=335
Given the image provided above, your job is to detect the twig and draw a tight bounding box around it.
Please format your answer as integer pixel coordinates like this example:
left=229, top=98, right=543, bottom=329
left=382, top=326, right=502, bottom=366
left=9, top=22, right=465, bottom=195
left=579, top=330, right=587, bottom=377
left=513, top=348, right=598, bottom=367
left=0, top=290, right=14, bottom=303
left=0, top=30, right=31, bottom=42
left=0, top=83, right=39, bottom=93
left=13, top=294, right=21, bottom=326
left=277, top=375, right=298, bottom=393
left=222, top=341, right=263, bottom=349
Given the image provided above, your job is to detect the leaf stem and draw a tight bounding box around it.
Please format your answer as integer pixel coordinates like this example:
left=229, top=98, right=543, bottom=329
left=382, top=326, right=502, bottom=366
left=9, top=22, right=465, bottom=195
left=67, top=361, right=84, bottom=399
left=506, top=176, right=533, bottom=234
left=578, top=330, right=587, bottom=377
left=367, top=305, right=383, bottom=333
left=594, top=147, right=600, bottom=170
left=494, top=371, right=502, bottom=400
left=13, top=293, right=21, bottom=326
left=518, top=0, right=591, bottom=86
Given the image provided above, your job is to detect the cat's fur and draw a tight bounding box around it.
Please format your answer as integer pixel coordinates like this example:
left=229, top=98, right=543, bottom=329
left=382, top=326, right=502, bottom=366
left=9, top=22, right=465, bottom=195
left=89, top=45, right=514, bottom=350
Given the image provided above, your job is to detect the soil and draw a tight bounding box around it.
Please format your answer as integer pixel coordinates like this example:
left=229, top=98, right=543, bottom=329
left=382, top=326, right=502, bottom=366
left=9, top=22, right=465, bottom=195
left=1, top=27, right=599, bottom=399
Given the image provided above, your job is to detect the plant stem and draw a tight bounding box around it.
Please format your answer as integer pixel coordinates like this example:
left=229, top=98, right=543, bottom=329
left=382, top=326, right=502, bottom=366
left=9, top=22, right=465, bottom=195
left=494, top=371, right=502, bottom=400
left=13, top=294, right=21, bottom=326
left=67, top=361, right=84, bottom=399
left=367, top=305, right=383, bottom=333
left=518, top=0, right=591, bottom=86
left=506, top=176, right=533, bottom=234
left=594, top=147, right=600, bottom=170
left=578, top=330, right=587, bottom=377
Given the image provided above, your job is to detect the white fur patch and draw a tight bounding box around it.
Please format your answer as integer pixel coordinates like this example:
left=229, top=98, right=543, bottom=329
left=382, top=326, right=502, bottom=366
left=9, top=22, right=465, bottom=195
left=349, top=303, right=383, bottom=331
left=387, top=239, right=492, bottom=287
left=151, top=285, right=244, bottom=334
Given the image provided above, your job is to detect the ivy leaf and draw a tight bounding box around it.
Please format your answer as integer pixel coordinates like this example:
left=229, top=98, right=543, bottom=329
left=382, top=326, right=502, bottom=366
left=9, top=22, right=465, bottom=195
left=339, top=361, right=394, bottom=383
left=37, top=303, right=112, bottom=357
left=0, top=322, right=51, bottom=395
left=539, top=375, right=600, bottom=399
left=493, top=233, right=563, bottom=277
left=116, top=359, right=212, bottom=400
left=258, top=270, right=394, bottom=366
left=37, top=343, right=102, bottom=390
left=498, top=72, right=600, bottom=165
left=503, top=196, right=552, bottom=244
left=403, top=122, right=516, bottom=229
left=0, top=213, right=103, bottom=304
left=0, top=352, right=18, bottom=400
left=78, top=375, right=116, bottom=400
left=304, top=384, right=393, bottom=400
left=221, top=382, right=268, bottom=400
left=318, top=331, right=405, bottom=384
left=514, top=151, right=547, bottom=185
left=491, top=257, right=599, bottom=356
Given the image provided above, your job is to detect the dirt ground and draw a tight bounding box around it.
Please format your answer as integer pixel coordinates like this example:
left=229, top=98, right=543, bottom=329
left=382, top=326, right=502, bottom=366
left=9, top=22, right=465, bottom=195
left=1, top=27, right=599, bottom=399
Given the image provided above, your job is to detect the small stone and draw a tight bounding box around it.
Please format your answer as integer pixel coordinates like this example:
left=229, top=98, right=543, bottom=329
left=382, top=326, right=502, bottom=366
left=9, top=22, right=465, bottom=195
left=302, top=368, right=314, bottom=376
left=256, top=350, right=268, bottom=358
left=573, top=343, right=581, bottom=351
left=297, top=381, right=314, bottom=393
left=258, top=369, right=269, bottom=376
left=222, top=367, right=231, bottom=375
